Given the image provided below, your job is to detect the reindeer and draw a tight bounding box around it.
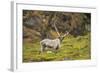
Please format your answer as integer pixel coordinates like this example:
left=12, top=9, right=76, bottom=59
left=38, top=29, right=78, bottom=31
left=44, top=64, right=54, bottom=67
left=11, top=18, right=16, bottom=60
left=40, top=31, right=69, bottom=53
left=40, top=13, right=69, bottom=53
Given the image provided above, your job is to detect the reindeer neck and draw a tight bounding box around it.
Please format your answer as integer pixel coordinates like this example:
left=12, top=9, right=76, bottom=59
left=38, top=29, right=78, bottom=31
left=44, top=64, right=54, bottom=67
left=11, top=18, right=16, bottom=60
left=58, top=36, right=65, bottom=43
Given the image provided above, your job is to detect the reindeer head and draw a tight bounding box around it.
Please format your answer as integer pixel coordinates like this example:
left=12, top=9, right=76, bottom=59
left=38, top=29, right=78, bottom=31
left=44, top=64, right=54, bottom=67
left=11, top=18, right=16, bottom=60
left=58, top=31, right=69, bottom=42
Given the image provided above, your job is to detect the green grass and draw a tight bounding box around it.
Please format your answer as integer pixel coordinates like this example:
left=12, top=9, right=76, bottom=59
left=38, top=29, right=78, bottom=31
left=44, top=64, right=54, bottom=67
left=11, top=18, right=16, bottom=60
left=23, top=33, right=91, bottom=62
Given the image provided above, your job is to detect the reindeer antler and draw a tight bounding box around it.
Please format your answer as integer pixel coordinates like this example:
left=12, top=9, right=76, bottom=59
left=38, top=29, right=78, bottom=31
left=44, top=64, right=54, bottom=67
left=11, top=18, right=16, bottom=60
left=61, top=31, right=69, bottom=38
left=53, top=13, right=61, bottom=37
left=54, top=23, right=60, bottom=37
left=65, top=31, right=69, bottom=35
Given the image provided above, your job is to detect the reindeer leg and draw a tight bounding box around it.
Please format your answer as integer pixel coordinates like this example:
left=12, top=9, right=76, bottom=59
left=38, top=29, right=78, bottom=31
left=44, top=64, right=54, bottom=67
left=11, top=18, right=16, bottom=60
left=54, top=45, right=59, bottom=53
left=40, top=45, right=45, bottom=53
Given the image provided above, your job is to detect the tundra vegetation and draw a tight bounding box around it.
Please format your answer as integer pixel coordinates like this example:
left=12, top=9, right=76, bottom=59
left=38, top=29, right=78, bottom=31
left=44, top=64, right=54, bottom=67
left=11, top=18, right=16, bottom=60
left=23, top=10, right=91, bottom=62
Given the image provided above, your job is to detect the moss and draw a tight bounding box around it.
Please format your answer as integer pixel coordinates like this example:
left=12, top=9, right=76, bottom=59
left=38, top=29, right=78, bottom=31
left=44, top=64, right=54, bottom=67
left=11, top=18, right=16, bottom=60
left=23, top=33, right=91, bottom=62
